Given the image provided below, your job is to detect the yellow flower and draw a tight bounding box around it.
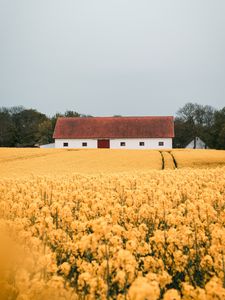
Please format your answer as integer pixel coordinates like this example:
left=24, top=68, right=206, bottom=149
left=128, top=277, right=160, bottom=300
left=59, top=262, right=71, bottom=276
left=163, top=289, right=181, bottom=300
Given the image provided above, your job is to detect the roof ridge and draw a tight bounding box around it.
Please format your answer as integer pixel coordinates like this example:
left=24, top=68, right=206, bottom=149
left=58, top=116, right=174, bottom=119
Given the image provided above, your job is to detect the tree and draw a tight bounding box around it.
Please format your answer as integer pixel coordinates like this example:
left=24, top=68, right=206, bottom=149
left=0, top=108, right=15, bottom=146
left=64, top=110, right=80, bottom=117
left=0, top=106, right=86, bottom=147
left=12, top=109, right=48, bottom=147
left=64, top=110, right=92, bottom=118
left=174, top=103, right=216, bottom=148
left=36, top=119, right=54, bottom=145
left=212, top=107, right=225, bottom=149
left=173, top=117, right=195, bottom=148
left=177, top=103, right=215, bottom=127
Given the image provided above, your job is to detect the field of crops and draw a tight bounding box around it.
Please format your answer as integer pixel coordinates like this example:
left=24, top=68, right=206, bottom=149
left=171, top=149, right=225, bottom=169
left=0, top=148, right=225, bottom=299
left=1, top=148, right=225, bottom=178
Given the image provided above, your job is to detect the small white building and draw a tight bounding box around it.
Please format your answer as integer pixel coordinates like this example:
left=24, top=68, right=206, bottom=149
left=185, top=137, right=208, bottom=149
left=40, top=143, right=55, bottom=148
left=53, top=116, right=174, bottom=149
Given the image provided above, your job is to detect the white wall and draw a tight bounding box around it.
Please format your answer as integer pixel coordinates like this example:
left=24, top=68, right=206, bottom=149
left=55, top=138, right=172, bottom=149
left=110, top=138, right=172, bottom=149
left=55, top=139, right=97, bottom=149
left=40, top=143, right=55, bottom=148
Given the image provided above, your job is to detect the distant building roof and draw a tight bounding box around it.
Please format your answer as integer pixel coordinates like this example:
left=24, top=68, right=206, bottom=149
left=53, top=116, right=174, bottom=139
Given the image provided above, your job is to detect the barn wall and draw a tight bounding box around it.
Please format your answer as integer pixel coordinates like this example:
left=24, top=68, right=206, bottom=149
left=55, top=139, right=97, bottom=149
left=110, top=138, right=172, bottom=149
left=55, top=138, right=172, bottom=149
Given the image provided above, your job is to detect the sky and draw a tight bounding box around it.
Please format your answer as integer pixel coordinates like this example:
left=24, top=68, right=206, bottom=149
left=0, top=0, right=225, bottom=117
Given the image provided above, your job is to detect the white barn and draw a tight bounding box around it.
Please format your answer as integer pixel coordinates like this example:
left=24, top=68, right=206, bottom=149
left=185, top=137, right=208, bottom=149
left=53, top=116, right=174, bottom=149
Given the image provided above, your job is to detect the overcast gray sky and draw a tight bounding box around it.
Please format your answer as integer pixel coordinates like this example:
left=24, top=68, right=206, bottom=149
left=0, top=0, right=225, bottom=116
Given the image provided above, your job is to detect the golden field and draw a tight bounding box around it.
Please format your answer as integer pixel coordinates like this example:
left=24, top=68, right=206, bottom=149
left=1, top=148, right=225, bottom=178
left=0, top=148, right=225, bottom=300
left=0, top=148, right=162, bottom=178
left=171, top=149, right=225, bottom=169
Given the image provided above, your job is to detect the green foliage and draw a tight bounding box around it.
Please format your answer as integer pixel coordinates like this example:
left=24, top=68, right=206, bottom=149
left=12, top=109, right=48, bottom=147
left=36, top=119, right=54, bottom=145
left=0, top=109, right=15, bottom=147
left=212, top=108, right=225, bottom=149
left=174, top=103, right=225, bottom=149
left=0, top=107, right=92, bottom=147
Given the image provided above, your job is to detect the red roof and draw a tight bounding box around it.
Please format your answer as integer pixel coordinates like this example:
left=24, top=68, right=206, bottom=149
left=53, top=116, right=174, bottom=139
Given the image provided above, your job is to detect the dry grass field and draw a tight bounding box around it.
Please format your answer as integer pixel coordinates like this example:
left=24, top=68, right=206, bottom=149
left=0, top=148, right=225, bottom=299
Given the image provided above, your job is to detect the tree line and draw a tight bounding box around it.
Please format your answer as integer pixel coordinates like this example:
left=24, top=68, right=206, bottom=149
left=0, top=103, right=224, bottom=149
left=174, top=103, right=225, bottom=149
left=0, top=106, right=90, bottom=147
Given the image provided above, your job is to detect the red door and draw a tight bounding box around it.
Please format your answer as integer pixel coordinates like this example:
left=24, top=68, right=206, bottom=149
left=98, top=139, right=110, bottom=148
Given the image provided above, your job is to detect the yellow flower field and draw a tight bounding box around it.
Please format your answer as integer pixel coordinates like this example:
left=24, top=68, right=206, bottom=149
left=0, top=148, right=225, bottom=299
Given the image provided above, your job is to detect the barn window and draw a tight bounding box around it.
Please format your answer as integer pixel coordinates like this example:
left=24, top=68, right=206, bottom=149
left=139, top=142, right=145, bottom=146
left=120, top=142, right=126, bottom=147
left=82, top=142, right=87, bottom=147
left=158, top=141, right=164, bottom=146
left=63, top=142, right=68, bottom=147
